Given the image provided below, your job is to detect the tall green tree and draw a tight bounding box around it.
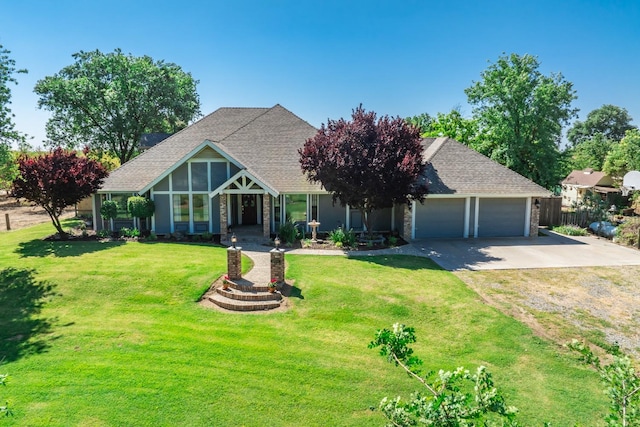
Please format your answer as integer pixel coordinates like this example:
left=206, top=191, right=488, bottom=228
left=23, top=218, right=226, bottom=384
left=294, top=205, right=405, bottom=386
left=567, top=104, right=635, bottom=147
left=0, top=44, right=27, bottom=190
left=407, top=108, right=478, bottom=147
left=564, top=104, right=636, bottom=173
left=603, top=129, right=640, bottom=178
left=566, top=133, right=614, bottom=171
left=465, top=53, right=577, bottom=189
left=34, top=49, right=201, bottom=164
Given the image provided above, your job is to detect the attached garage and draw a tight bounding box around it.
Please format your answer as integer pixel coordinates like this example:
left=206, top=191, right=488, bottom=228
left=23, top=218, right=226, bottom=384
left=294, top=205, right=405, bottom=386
left=406, top=138, right=550, bottom=241
left=414, top=198, right=465, bottom=238
left=477, top=198, right=527, bottom=237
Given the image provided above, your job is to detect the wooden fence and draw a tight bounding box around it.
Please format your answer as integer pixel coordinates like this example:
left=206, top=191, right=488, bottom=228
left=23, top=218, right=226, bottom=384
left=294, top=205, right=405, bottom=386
left=538, top=197, right=562, bottom=226
left=560, top=210, right=603, bottom=228
left=538, top=197, right=605, bottom=227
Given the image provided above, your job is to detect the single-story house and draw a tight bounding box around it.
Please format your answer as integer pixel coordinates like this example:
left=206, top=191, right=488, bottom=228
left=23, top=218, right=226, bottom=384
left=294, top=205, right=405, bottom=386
left=561, top=169, right=619, bottom=207
left=92, top=104, right=550, bottom=240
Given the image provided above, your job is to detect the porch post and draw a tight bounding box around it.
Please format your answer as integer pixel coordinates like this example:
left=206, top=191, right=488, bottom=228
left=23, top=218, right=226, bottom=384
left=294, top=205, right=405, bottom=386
left=402, top=203, right=413, bottom=242
left=220, top=192, right=228, bottom=241
left=262, top=192, right=271, bottom=238
left=529, top=197, right=540, bottom=239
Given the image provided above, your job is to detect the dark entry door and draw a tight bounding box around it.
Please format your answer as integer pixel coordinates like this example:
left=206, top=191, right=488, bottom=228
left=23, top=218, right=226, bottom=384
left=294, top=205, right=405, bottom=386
left=241, top=194, right=258, bottom=225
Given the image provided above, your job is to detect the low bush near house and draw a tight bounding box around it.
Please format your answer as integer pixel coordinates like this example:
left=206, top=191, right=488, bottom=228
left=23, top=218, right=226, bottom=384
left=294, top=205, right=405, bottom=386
left=329, top=227, right=356, bottom=247
left=278, top=219, right=300, bottom=244
left=96, top=229, right=111, bottom=238
left=551, top=225, right=588, bottom=236
left=119, top=227, right=140, bottom=238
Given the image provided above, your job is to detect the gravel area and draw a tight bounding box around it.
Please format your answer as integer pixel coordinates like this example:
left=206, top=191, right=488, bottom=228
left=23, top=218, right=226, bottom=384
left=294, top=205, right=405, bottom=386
left=0, top=192, right=74, bottom=231
left=456, top=266, right=640, bottom=356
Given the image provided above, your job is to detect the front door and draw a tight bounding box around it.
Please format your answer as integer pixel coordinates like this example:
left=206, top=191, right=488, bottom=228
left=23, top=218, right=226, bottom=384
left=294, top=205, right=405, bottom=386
left=241, top=194, right=258, bottom=225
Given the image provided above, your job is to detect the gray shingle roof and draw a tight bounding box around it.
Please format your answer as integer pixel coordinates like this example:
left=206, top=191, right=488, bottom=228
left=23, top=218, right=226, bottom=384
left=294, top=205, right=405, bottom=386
left=100, top=108, right=549, bottom=198
left=216, top=105, right=320, bottom=193
left=423, top=137, right=551, bottom=196
left=99, top=105, right=319, bottom=193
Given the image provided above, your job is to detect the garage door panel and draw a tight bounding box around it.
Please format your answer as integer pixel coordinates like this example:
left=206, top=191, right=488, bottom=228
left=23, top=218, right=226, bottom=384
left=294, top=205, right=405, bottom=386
left=478, top=198, right=526, bottom=237
left=415, top=198, right=465, bottom=238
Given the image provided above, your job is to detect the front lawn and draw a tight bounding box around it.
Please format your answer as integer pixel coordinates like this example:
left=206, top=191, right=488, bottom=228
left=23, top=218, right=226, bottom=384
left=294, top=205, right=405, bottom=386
left=1, top=221, right=606, bottom=425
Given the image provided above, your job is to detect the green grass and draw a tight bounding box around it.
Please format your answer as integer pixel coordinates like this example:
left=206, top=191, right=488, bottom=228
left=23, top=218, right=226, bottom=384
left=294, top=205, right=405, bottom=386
left=1, top=221, right=606, bottom=425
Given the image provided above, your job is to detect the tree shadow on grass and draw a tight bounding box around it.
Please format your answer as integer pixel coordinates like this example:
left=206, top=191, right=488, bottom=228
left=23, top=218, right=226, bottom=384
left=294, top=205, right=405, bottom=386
left=15, top=238, right=124, bottom=258
left=0, top=268, right=58, bottom=362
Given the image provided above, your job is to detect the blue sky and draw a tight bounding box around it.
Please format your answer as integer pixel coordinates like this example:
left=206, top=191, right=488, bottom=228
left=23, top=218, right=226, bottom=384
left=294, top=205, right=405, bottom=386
left=1, top=0, right=639, bottom=147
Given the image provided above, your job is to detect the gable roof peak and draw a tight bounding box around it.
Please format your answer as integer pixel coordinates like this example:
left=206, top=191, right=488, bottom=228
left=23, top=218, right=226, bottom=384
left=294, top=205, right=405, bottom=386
left=422, top=137, right=449, bottom=162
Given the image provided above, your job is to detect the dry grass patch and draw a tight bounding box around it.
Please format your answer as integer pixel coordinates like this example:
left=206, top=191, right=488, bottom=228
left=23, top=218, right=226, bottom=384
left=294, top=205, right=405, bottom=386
left=455, top=266, right=640, bottom=356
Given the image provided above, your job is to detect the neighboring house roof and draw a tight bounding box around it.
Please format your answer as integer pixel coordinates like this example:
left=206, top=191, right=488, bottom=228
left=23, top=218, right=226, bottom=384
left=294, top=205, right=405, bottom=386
left=99, top=105, right=319, bottom=194
left=562, top=169, right=615, bottom=188
left=422, top=137, right=550, bottom=196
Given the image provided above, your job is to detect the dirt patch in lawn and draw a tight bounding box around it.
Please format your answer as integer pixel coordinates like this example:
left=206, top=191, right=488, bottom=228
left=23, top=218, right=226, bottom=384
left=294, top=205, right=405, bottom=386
left=0, top=191, right=75, bottom=231
left=455, top=266, right=640, bottom=357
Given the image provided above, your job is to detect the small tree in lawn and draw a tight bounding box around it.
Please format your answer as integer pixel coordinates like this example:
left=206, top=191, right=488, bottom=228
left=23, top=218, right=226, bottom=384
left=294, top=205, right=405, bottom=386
left=11, top=147, right=108, bottom=238
left=299, top=105, right=428, bottom=236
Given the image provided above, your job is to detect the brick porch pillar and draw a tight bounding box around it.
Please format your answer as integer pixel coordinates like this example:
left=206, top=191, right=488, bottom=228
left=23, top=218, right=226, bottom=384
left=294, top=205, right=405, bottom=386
left=220, top=193, right=228, bottom=241
left=262, top=193, right=270, bottom=238
left=227, top=247, right=242, bottom=280
left=270, top=248, right=284, bottom=283
left=529, top=197, right=540, bottom=239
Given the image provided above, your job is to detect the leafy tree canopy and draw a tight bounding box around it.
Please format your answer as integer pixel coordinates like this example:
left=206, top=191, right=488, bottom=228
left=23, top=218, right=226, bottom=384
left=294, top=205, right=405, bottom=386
left=34, top=49, right=201, bottom=164
left=0, top=44, right=27, bottom=147
left=567, top=104, right=636, bottom=147
left=603, top=129, right=640, bottom=178
left=0, top=44, right=28, bottom=190
left=465, top=53, right=577, bottom=189
left=566, top=133, right=615, bottom=172
left=300, top=105, right=428, bottom=233
left=11, top=147, right=108, bottom=237
left=407, top=108, right=478, bottom=147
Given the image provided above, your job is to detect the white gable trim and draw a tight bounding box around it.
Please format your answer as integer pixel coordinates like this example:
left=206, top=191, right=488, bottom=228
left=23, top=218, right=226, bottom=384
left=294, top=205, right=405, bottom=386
left=135, top=139, right=244, bottom=195
left=210, top=169, right=278, bottom=198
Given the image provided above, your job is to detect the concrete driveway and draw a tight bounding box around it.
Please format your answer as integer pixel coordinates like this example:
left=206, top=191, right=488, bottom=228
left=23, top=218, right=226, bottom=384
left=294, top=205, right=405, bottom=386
left=410, top=231, right=640, bottom=271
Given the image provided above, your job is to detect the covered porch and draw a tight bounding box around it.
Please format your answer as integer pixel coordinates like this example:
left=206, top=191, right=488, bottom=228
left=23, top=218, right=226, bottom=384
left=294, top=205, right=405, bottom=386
left=212, top=170, right=277, bottom=241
